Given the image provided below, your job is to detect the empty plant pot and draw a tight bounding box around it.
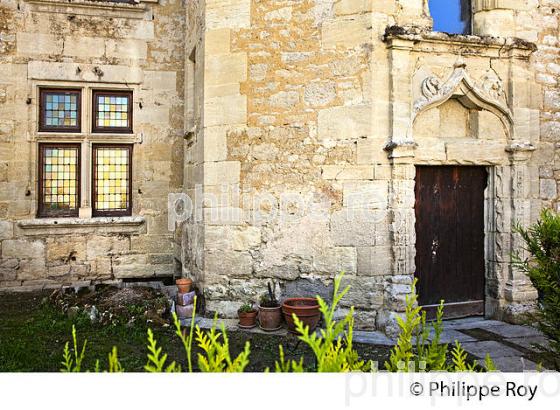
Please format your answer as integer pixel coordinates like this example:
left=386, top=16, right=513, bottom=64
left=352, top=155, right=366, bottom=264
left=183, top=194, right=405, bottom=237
left=258, top=305, right=282, bottom=331
left=176, top=278, right=193, bottom=293
left=176, top=303, right=194, bottom=319
left=238, top=309, right=258, bottom=328
left=177, top=290, right=196, bottom=306
left=282, top=298, right=320, bottom=333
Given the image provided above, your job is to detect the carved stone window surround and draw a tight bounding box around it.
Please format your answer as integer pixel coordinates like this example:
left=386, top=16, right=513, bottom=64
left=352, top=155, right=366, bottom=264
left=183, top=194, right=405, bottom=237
left=17, top=216, right=146, bottom=236
left=23, top=0, right=156, bottom=19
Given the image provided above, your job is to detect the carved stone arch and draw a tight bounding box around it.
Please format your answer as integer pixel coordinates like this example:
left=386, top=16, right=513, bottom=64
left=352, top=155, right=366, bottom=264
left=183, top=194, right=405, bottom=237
left=410, top=60, right=514, bottom=140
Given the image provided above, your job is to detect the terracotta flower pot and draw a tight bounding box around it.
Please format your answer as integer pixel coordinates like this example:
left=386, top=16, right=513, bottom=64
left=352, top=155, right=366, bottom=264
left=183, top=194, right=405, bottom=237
left=258, top=305, right=282, bottom=331
left=282, top=297, right=321, bottom=333
left=176, top=278, right=192, bottom=293
left=238, top=309, right=258, bottom=328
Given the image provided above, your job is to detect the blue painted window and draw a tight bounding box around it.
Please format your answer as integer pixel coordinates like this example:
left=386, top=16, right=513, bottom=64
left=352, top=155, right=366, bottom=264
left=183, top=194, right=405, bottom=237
left=429, top=0, right=472, bottom=35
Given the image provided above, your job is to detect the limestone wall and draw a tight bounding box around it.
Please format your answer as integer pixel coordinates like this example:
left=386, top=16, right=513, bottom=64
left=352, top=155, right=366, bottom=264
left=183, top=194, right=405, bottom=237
left=0, top=0, right=185, bottom=290
left=190, top=0, right=559, bottom=331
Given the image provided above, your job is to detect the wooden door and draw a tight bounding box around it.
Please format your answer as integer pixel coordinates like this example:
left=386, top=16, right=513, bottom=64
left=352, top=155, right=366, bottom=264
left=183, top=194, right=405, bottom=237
left=414, top=166, right=487, bottom=319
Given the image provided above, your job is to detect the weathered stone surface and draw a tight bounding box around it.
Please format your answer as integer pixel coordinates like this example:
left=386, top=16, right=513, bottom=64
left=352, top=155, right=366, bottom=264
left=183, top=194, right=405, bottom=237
left=2, top=240, right=45, bottom=260
left=1, top=0, right=558, bottom=337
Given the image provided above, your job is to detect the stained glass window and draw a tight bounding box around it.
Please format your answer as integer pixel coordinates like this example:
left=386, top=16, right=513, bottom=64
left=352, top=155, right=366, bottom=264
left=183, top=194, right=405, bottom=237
left=92, top=91, right=133, bottom=133
left=38, top=144, right=80, bottom=217
left=93, top=145, right=132, bottom=216
left=39, top=89, right=81, bottom=132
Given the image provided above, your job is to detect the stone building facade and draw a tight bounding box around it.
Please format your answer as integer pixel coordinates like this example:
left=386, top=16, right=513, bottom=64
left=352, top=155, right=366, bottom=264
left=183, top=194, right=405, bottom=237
left=1, top=0, right=559, bottom=335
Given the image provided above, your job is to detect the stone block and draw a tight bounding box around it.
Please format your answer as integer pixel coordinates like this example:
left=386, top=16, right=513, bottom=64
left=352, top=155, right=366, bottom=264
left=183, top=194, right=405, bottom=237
left=46, top=237, right=87, bottom=264
left=357, top=138, right=389, bottom=165
left=2, top=239, right=45, bottom=259
left=16, top=258, right=46, bottom=281
left=232, top=226, right=261, bottom=251
left=304, top=81, right=336, bottom=107
left=0, top=258, right=19, bottom=281
left=0, top=220, right=13, bottom=240
left=106, top=39, right=148, bottom=60
left=283, top=278, right=333, bottom=302
left=204, top=161, right=240, bottom=185
left=205, top=95, right=247, bottom=126
left=205, top=250, right=253, bottom=277
left=343, top=181, right=388, bottom=209
left=313, top=246, right=357, bottom=275
left=540, top=179, right=557, bottom=200
left=204, top=126, right=228, bottom=162
left=357, top=246, right=392, bottom=276
left=64, top=37, right=105, bottom=58
left=340, top=276, right=384, bottom=309
left=322, top=14, right=371, bottom=49
left=205, top=29, right=231, bottom=54
left=86, top=236, right=129, bottom=260
left=334, top=0, right=372, bottom=16
left=206, top=53, right=247, bottom=85
left=16, top=33, right=61, bottom=55
left=112, top=254, right=153, bottom=278
left=318, top=105, right=372, bottom=140
left=331, top=209, right=389, bottom=246
left=322, top=165, right=374, bottom=180
left=206, top=0, right=251, bottom=29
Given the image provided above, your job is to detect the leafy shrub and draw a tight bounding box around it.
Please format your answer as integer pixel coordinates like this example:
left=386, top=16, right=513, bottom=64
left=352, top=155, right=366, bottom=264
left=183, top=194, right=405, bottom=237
left=60, top=274, right=498, bottom=373
left=515, top=209, right=560, bottom=369
left=289, top=273, right=369, bottom=372
left=195, top=320, right=251, bottom=372
left=385, top=279, right=496, bottom=372
left=144, top=328, right=179, bottom=372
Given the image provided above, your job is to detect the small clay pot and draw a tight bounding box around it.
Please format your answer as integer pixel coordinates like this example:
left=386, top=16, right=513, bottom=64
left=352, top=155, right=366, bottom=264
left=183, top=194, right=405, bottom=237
left=176, top=278, right=193, bottom=293
left=238, top=309, right=258, bottom=328
left=176, top=303, right=194, bottom=319
left=282, top=298, right=320, bottom=333
left=177, top=290, right=196, bottom=306
left=258, top=305, right=282, bottom=331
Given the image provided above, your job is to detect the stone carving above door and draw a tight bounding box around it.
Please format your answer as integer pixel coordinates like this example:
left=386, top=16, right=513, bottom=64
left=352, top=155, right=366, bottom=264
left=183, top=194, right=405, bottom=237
left=412, top=59, right=513, bottom=139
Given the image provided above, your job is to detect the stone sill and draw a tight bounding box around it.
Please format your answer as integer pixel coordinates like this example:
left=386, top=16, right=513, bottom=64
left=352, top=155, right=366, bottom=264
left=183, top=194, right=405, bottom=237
left=24, top=0, right=151, bottom=19
left=35, top=132, right=140, bottom=143
left=17, top=216, right=146, bottom=235
left=384, top=26, right=537, bottom=53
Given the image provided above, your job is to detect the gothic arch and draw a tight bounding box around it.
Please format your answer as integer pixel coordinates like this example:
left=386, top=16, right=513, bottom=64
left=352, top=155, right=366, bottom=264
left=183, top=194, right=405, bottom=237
left=411, top=60, right=514, bottom=140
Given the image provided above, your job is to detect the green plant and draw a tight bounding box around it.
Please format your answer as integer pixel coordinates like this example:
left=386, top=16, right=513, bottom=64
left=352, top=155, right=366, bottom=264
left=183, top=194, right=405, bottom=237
left=259, top=282, right=279, bottom=308
left=61, top=325, right=87, bottom=372
left=172, top=297, right=197, bottom=373
left=515, top=209, right=560, bottom=369
left=144, top=328, right=179, bottom=372
left=238, top=302, right=255, bottom=314
left=290, top=272, right=368, bottom=372
left=385, top=279, right=496, bottom=372
left=195, top=317, right=251, bottom=372
left=272, top=345, right=304, bottom=373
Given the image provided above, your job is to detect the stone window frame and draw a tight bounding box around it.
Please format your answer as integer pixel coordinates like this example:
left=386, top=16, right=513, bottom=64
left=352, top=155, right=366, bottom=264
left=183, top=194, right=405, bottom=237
left=33, top=81, right=139, bottom=220
left=91, top=143, right=133, bottom=217
left=23, top=0, right=158, bottom=20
